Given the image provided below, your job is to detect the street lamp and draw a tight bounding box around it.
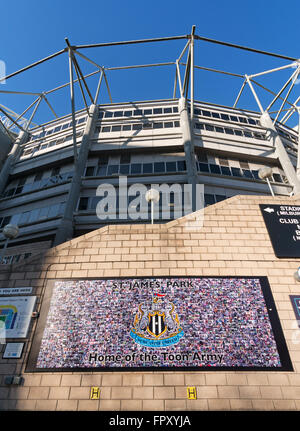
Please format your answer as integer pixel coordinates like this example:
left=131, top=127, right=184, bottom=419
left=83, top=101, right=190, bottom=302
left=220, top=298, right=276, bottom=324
left=0, top=224, right=19, bottom=264
left=145, top=189, right=160, bottom=224
left=258, top=167, right=275, bottom=196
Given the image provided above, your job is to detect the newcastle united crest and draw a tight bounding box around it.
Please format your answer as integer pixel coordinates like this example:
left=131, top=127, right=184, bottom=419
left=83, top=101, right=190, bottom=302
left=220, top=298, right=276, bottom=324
left=130, top=292, right=184, bottom=347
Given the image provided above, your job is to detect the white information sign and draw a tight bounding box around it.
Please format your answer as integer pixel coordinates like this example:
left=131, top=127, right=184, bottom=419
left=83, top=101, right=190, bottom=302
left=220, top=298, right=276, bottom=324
left=0, top=296, right=36, bottom=338
left=0, top=287, right=32, bottom=296
left=3, top=342, right=24, bottom=359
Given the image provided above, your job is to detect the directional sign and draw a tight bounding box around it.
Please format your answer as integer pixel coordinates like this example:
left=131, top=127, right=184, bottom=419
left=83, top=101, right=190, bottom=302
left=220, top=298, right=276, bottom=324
left=260, top=204, right=300, bottom=258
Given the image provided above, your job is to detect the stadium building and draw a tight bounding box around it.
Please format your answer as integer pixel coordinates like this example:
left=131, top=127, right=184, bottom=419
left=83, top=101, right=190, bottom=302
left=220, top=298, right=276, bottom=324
left=0, top=29, right=300, bottom=412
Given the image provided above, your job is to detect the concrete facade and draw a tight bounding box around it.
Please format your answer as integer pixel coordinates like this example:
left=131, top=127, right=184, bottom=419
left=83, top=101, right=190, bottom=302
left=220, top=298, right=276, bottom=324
left=1, top=193, right=300, bottom=411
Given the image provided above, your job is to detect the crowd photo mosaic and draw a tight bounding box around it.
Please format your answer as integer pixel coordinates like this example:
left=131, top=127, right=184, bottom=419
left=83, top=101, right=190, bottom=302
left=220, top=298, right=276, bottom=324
left=26, top=277, right=292, bottom=372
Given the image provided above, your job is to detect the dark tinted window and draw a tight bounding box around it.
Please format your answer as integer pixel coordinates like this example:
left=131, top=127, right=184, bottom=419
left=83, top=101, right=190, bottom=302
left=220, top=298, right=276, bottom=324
left=194, top=122, right=204, bottom=130
left=153, top=122, right=163, bottom=129
left=215, top=126, right=224, bottom=133
left=248, top=118, right=256, bottom=125
left=164, top=122, right=173, bottom=128
left=252, top=170, right=259, bottom=179
left=234, top=130, right=243, bottom=136
left=230, top=116, right=238, bottom=122
left=104, top=111, right=113, bottom=118
left=211, top=112, right=220, bottom=119
left=202, top=110, right=211, bottom=117
left=143, top=123, right=152, bottom=129
left=113, top=111, right=123, bottom=117
left=231, top=167, right=242, bottom=177
left=220, top=166, right=231, bottom=176
left=163, top=108, right=172, bottom=114
left=199, top=163, right=209, bottom=173
left=153, top=108, right=162, bottom=114
left=134, top=110, right=143, bottom=116
left=120, top=153, right=131, bottom=164
left=107, top=165, right=119, bottom=175
left=215, top=195, right=226, bottom=202
left=224, top=128, right=234, bottom=135
left=124, top=111, right=132, bottom=117
left=273, top=173, right=283, bottom=183
left=243, top=131, right=252, bottom=138
left=177, top=161, right=186, bottom=171
left=85, top=167, right=95, bottom=177
left=174, top=121, right=180, bottom=127
left=204, top=194, right=215, bottom=206
left=143, top=109, right=152, bottom=115
left=154, top=162, right=165, bottom=173
left=101, top=126, right=110, bottom=132
left=242, top=169, right=253, bottom=179
left=97, top=165, right=107, bottom=175
left=205, top=124, right=214, bottom=132
left=122, top=124, right=131, bottom=131
left=131, top=164, right=142, bottom=174
left=221, top=114, right=229, bottom=121
left=119, top=165, right=130, bottom=175
left=209, top=164, right=221, bottom=174
left=173, top=107, right=178, bottom=113
left=143, top=163, right=153, bottom=174
left=239, top=117, right=247, bottom=123
left=166, top=162, right=177, bottom=172
left=132, top=123, right=143, bottom=130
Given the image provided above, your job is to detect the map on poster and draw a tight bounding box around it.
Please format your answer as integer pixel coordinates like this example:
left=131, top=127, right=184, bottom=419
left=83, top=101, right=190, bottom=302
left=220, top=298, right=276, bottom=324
left=27, top=277, right=292, bottom=371
left=0, top=296, right=36, bottom=338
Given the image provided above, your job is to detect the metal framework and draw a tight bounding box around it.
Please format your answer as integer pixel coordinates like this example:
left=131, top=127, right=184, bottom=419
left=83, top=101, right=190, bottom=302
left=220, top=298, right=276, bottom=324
left=1, top=26, right=300, bottom=192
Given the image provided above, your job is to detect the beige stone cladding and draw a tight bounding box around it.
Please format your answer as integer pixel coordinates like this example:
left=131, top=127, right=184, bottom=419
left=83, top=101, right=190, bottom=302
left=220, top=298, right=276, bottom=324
left=0, top=194, right=300, bottom=411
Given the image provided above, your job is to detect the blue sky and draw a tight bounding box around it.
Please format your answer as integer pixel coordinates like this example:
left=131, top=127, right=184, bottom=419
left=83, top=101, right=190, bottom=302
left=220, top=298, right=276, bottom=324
left=0, top=0, right=300, bottom=128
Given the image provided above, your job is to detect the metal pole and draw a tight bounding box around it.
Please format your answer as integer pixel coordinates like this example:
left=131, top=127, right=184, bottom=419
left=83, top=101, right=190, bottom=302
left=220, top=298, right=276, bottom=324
left=103, top=71, right=113, bottom=103
left=8, top=96, right=41, bottom=130
left=176, top=60, right=183, bottom=98
left=42, top=94, right=58, bottom=118
left=65, top=41, right=78, bottom=163
left=179, top=97, right=198, bottom=212
left=173, top=67, right=178, bottom=99
left=74, top=35, right=188, bottom=50
left=0, top=106, right=26, bottom=132
left=151, top=200, right=154, bottom=224
left=249, top=62, right=297, bottom=79
left=53, top=104, right=98, bottom=246
left=94, top=70, right=104, bottom=104
left=71, top=53, right=94, bottom=104
left=273, top=68, right=300, bottom=124
left=245, top=75, right=264, bottom=114
left=190, top=25, right=195, bottom=120
left=260, top=111, right=300, bottom=194
left=26, top=96, right=43, bottom=130
left=266, top=67, right=299, bottom=112
left=266, top=177, right=275, bottom=196
left=233, top=79, right=247, bottom=108
left=72, top=57, right=90, bottom=116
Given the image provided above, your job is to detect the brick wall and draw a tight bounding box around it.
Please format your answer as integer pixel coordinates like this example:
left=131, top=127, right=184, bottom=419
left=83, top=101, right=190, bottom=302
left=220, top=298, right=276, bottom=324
left=1, top=194, right=300, bottom=411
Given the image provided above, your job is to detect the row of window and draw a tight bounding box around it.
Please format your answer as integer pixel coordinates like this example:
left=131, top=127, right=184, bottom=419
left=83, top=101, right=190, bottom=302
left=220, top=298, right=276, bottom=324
left=194, top=122, right=266, bottom=140
left=96, top=120, right=180, bottom=134
left=191, top=107, right=259, bottom=126
left=276, top=127, right=298, bottom=144
left=0, top=202, right=66, bottom=229
left=98, top=107, right=178, bottom=119
left=85, top=161, right=187, bottom=177
left=197, top=162, right=286, bottom=183
left=30, top=117, right=87, bottom=141
left=78, top=193, right=227, bottom=212
left=22, top=130, right=84, bottom=156
left=0, top=253, right=32, bottom=265
left=2, top=171, right=73, bottom=199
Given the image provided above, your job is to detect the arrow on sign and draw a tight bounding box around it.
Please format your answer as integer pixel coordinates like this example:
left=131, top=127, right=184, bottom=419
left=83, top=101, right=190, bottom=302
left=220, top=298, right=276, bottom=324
left=264, top=207, right=274, bottom=213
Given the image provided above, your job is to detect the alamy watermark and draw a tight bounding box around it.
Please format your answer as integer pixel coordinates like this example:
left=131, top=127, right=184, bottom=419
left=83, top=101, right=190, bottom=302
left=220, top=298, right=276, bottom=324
left=94, top=177, right=205, bottom=229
